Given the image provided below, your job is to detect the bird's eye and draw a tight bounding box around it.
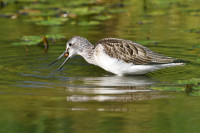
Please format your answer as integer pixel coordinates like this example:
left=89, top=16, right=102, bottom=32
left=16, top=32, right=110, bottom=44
left=69, top=43, right=72, bottom=46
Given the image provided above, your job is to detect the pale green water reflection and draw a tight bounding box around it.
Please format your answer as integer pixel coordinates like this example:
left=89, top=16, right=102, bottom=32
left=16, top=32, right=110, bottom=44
left=1, top=0, right=200, bottom=133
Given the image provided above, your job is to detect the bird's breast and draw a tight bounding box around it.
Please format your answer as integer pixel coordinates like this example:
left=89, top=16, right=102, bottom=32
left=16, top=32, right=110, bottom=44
left=94, top=44, right=134, bottom=75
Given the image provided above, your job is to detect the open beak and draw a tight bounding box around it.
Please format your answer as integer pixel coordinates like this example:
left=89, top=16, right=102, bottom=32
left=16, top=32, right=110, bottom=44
left=49, top=50, right=70, bottom=70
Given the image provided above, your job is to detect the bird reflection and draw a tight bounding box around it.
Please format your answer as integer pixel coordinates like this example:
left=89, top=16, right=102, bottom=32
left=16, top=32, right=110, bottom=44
left=66, top=75, right=170, bottom=103
left=80, top=75, right=156, bottom=87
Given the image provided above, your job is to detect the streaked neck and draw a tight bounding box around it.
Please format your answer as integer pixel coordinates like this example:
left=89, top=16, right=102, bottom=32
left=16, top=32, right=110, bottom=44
left=78, top=44, right=97, bottom=65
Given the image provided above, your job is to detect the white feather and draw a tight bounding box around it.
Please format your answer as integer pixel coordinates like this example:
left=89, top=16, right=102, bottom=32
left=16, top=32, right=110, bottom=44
left=94, top=44, right=183, bottom=76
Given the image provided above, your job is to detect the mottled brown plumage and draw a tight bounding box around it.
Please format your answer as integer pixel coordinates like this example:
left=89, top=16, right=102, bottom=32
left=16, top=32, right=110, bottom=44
left=95, top=38, right=176, bottom=65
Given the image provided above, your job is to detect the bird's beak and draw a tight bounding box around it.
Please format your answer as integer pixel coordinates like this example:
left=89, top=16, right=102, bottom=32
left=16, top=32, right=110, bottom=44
left=49, top=50, right=70, bottom=70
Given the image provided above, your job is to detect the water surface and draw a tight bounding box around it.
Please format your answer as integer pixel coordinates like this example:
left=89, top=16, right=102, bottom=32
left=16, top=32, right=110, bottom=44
left=1, top=0, right=200, bottom=133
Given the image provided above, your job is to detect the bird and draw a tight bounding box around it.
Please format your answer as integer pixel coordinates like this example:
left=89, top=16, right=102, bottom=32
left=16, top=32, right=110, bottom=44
left=49, top=36, right=185, bottom=76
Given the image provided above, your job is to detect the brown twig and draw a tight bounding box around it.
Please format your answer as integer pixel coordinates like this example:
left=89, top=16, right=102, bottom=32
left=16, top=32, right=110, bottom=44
left=23, top=45, right=29, bottom=54
left=42, top=35, right=49, bottom=50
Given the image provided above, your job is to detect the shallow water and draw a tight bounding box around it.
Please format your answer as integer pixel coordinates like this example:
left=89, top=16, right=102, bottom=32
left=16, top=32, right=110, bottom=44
left=1, top=0, right=200, bottom=133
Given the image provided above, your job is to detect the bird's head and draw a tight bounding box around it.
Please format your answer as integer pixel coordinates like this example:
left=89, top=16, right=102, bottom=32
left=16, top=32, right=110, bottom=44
left=49, top=36, right=91, bottom=70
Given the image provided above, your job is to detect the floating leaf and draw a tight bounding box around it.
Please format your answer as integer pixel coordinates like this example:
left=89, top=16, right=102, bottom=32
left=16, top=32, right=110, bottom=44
left=30, top=10, right=58, bottom=17
left=193, top=85, right=200, bottom=90
left=12, top=41, right=36, bottom=46
left=24, top=17, right=44, bottom=23
left=12, top=34, right=65, bottom=46
left=12, top=35, right=42, bottom=46
left=20, top=35, right=42, bottom=45
left=36, top=17, right=68, bottom=26
left=45, top=34, right=66, bottom=40
left=94, top=15, right=112, bottom=21
left=92, top=6, right=106, bottom=13
left=24, top=3, right=61, bottom=10
left=146, top=10, right=166, bottom=16
left=78, top=21, right=100, bottom=26
left=188, top=91, right=200, bottom=96
left=67, top=6, right=105, bottom=16
left=36, top=20, right=62, bottom=25
left=176, top=78, right=200, bottom=85
left=22, top=35, right=41, bottom=41
left=186, top=85, right=200, bottom=96
left=68, top=0, right=98, bottom=6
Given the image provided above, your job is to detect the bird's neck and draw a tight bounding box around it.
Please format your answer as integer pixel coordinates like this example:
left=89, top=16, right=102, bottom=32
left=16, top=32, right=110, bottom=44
left=78, top=44, right=97, bottom=65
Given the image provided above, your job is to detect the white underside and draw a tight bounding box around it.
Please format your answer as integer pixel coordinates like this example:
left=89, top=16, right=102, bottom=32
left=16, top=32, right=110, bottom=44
left=94, top=44, right=184, bottom=76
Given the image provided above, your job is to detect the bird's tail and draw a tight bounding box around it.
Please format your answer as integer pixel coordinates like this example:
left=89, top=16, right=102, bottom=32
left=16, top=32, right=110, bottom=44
left=172, top=59, right=189, bottom=63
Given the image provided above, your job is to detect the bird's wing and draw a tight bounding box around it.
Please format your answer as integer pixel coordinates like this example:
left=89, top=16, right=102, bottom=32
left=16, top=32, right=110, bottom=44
left=95, top=38, right=176, bottom=65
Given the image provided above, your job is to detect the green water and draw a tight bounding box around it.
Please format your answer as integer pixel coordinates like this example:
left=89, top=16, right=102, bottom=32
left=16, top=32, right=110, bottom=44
left=1, top=0, right=200, bottom=133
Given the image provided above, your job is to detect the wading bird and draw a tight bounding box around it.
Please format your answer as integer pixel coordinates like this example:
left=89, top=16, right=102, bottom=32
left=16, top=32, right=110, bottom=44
left=49, top=36, right=184, bottom=76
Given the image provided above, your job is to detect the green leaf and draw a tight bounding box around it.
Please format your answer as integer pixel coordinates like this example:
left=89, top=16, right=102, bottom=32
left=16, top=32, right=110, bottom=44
left=45, top=34, right=66, bottom=40
left=68, top=6, right=105, bottom=16
left=36, top=17, right=68, bottom=26
left=12, top=35, right=42, bottom=46
left=94, top=15, right=112, bottom=21
left=189, top=91, right=200, bottom=96
left=176, top=78, right=200, bottom=85
left=78, top=21, right=100, bottom=26
left=192, top=85, right=200, bottom=90
left=21, top=35, right=41, bottom=41
left=146, top=10, right=166, bottom=16
left=24, top=17, right=44, bottom=23
left=12, top=34, right=65, bottom=46
left=24, top=3, right=61, bottom=10
left=29, top=10, right=58, bottom=17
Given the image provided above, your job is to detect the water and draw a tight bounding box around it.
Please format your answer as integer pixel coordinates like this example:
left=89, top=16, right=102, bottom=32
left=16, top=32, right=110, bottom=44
left=0, top=0, right=200, bottom=133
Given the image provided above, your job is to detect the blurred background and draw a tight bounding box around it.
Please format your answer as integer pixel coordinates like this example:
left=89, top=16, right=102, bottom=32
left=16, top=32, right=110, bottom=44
left=0, top=0, right=200, bottom=133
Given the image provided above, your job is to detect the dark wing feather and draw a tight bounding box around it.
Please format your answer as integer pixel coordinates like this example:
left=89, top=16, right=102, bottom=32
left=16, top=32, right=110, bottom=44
left=95, top=38, right=177, bottom=65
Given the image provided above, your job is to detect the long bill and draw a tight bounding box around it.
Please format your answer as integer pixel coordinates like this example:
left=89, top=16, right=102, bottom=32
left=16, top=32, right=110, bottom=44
left=58, top=56, right=70, bottom=70
left=49, top=52, right=65, bottom=66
